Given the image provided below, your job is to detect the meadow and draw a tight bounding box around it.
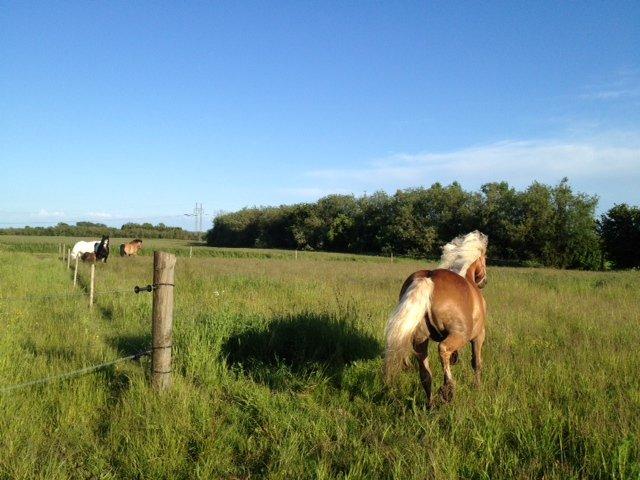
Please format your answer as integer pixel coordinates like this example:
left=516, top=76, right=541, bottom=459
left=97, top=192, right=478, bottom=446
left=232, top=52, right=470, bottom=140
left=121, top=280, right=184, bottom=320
left=0, top=236, right=638, bottom=479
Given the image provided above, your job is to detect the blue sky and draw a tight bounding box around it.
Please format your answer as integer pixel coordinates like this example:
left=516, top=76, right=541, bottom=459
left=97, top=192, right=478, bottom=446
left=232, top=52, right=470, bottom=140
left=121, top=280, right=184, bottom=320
left=1, top=1, right=639, bottom=230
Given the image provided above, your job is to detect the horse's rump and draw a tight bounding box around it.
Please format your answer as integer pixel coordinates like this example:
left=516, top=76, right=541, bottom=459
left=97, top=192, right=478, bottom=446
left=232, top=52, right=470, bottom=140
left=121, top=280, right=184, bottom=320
left=384, top=274, right=434, bottom=382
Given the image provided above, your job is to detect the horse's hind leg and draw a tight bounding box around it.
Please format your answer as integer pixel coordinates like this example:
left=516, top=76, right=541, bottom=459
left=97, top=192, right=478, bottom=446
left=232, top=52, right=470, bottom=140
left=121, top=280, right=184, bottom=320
left=414, top=338, right=434, bottom=408
left=438, top=334, right=466, bottom=403
left=471, top=327, right=485, bottom=388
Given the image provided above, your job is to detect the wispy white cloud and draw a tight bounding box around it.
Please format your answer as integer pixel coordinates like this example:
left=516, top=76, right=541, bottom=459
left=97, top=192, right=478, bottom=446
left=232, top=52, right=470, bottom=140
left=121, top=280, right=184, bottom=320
left=87, top=211, right=113, bottom=219
left=308, top=136, right=640, bottom=186
left=300, top=130, right=640, bottom=210
left=579, top=88, right=640, bottom=101
left=280, top=187, right=353, bottom=199
left=579, top=69, right=640, bottom=101
left=32, top=209, right=66, bottom=218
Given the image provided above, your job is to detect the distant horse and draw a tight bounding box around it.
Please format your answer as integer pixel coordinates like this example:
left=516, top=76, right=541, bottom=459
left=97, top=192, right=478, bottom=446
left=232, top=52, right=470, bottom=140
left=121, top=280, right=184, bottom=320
left=71, top=236, right=110, bottom=263
left=81, top=252, right=96, bottom=262
left=384, top=231, right=488, bottom=406
left=119, top=239, right=143, bottom=256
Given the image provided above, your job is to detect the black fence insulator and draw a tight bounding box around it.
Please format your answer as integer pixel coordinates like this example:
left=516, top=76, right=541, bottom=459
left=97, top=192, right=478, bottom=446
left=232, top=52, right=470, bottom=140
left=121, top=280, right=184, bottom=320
left=134, top=283, right=174, bottom=294
left=134, top=285, right=153, bottom=294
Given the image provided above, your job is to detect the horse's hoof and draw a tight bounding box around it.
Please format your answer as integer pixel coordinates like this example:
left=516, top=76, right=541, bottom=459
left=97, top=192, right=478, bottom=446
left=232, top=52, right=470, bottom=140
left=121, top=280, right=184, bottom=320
left=439, top=384, right=454, bottom=403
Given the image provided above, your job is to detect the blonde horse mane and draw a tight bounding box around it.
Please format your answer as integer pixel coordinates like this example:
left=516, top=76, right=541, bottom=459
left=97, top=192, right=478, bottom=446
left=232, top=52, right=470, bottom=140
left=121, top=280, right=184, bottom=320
left=438, top=230, right=488, bottom=276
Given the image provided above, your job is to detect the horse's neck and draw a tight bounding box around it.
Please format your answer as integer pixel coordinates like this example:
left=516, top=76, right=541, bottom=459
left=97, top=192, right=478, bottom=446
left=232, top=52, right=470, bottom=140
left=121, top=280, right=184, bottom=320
left=465, top=261, right=478, bottom=284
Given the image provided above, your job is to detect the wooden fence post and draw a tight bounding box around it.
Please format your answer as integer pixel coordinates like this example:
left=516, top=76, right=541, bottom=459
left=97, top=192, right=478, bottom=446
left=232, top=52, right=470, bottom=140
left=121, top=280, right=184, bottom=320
left=67, top=249, right=71, bottom=269
left=189, top=246, right=193, bottom=258
left=152, top=251, right=176, bottom=391
left=89, top=264, right=95, bottom=308
left=295, top=250, right=298, bottom=260
left=58, top=243, right=61, bottom=260
left=73, top=256, right=79, bottom=287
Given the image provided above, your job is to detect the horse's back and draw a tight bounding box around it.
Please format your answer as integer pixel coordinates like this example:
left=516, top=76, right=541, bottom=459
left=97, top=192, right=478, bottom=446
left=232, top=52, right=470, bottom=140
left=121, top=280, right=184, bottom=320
left=401, top=268, right=480, bottom=338
left=400, top=268, right=469, bottom=297
left=432, top=269, right=483, bottom=337
left=71, top=240, right=98, bottom=258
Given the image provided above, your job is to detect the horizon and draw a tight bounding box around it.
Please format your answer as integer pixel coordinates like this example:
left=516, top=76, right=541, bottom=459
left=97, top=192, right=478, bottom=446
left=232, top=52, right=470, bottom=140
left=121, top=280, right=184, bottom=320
left=2, top=2, right=639, bottom=230
left=0, top=178, right=630, bottom=232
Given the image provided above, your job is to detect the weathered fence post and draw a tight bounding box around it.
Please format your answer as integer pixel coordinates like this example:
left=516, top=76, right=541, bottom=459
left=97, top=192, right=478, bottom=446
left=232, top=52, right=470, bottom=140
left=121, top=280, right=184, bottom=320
left=152, top=251, right=176, bottom=391
left=58, top=243, right=62, bottom=260
left=390, top=252, right=394, bottom=263
left=67, top=249, right=71, bottom=269
left=73, top=256, right=79, bottom=287
left=89, top=264, right=95, bottom=308
left=295, top=250, right=298, bottom=260
left=189, top=246, right=193, bottom=258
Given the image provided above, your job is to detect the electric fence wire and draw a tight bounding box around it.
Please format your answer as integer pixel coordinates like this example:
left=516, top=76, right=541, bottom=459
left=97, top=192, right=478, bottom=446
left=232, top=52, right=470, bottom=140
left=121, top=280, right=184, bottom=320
left=0, top=350, right=151, bottom=394
left=0, top=288, right=144, bottom=302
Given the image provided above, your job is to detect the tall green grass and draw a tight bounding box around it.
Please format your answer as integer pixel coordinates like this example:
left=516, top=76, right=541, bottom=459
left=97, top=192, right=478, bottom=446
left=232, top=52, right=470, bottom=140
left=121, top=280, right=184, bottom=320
left=0, top=242, right=638, bottom=479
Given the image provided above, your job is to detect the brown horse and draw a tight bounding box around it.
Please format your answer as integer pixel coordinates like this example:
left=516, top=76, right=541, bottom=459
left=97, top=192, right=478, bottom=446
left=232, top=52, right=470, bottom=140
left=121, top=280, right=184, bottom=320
left=81, top=252, right=97, bottom=262
left=384, top=230, right=488, bottom=406
left=119, top=239, right=143, bottom=257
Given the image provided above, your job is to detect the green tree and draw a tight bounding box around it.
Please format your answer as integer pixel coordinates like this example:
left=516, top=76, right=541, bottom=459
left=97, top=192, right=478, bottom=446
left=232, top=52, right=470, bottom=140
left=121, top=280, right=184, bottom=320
left=477, top=182, right=524, bottom=260
left=599, top=204, right=640, bottom=269
left=201, top=179, right=605, bottom=270
left=549, top=178, right=601, bottom=269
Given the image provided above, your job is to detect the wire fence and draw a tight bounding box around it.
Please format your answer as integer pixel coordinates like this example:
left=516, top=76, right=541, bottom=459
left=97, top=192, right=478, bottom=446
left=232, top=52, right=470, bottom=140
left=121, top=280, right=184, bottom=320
left=0, top=252, right=161, bottom=394
left=0, top=350, right=151, bottom=394
left=0, top=288, right=140, bottom=302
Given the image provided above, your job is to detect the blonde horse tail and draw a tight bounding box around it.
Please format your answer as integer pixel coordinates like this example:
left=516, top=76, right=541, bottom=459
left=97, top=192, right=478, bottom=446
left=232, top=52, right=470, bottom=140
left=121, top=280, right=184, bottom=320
left=384, top=276, right=434, bottom=383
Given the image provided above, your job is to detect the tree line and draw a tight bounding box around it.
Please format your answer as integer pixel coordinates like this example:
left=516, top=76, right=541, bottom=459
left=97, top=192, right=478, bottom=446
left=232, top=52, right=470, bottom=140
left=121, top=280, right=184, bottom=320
left=206, top=179, right=640, bottom=270
left=0, top=222, right=200, bottom=240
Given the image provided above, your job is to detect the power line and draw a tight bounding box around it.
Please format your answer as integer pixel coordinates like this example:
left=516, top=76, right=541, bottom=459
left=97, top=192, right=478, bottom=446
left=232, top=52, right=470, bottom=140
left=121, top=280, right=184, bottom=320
left=184, top=202, right=206, bottom=233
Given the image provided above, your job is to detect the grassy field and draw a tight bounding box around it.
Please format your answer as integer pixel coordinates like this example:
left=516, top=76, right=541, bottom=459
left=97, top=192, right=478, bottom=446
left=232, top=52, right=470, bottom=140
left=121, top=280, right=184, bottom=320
left=0, top=235, right=638, bottom=479
left=0, top=235, right=390, bottom=262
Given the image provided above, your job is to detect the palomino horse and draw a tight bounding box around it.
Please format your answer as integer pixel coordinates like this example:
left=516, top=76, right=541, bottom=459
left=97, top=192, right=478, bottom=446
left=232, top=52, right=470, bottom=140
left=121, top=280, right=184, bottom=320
left=385, top=231, right=488, bottom=406
left=70, top=236, right=110, bottom=263
left=119, top=239, right=143, bottom=256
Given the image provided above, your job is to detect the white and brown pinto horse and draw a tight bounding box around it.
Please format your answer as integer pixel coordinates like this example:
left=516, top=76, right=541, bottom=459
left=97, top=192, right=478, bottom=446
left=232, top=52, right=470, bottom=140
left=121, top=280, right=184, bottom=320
left=385, top=231, right=488, bottom=406
left=70, top=236, right=110, bottom=263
